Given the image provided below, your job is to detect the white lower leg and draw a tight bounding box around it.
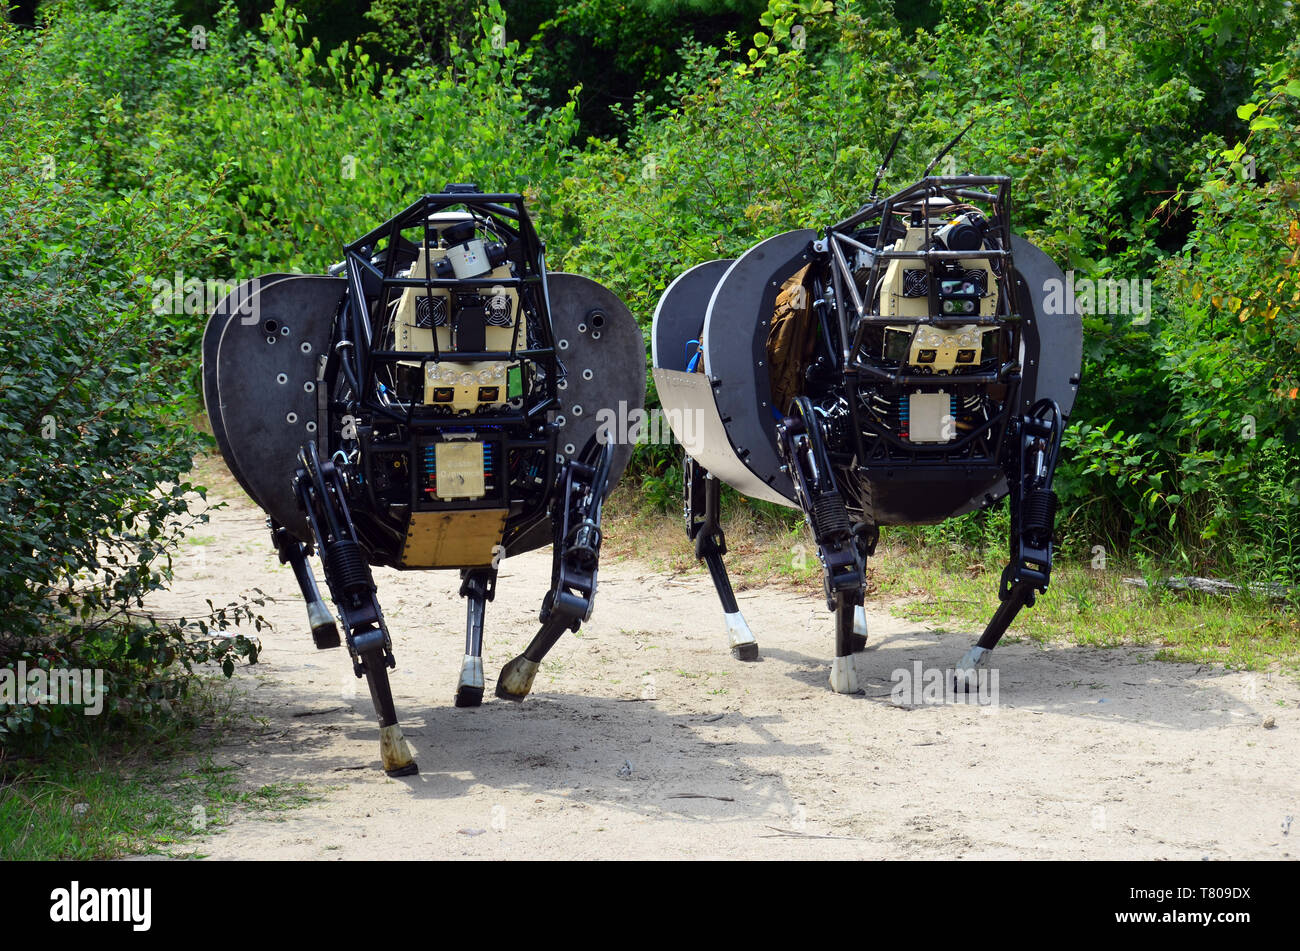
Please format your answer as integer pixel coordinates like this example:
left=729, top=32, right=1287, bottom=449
left=829, top=655, right=859, bottom=694
left=725, top=611, right=757, bottom=651
left=458, top=654, right=484, bottom=693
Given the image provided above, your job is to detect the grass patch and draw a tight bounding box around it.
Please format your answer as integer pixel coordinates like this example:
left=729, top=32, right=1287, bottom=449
left=217, top=781, right=320, bottom=817
left=881, top=556, right=1300, bottom=672
left=0, top=678, right=319, bottom=859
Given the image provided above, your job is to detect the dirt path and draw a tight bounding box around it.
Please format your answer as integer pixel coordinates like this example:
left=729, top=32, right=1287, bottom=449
left=152, top=486, right=1299, bottom=860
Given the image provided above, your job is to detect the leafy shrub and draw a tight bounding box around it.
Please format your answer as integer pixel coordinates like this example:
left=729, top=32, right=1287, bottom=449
left=171, top=0, right=579, bottom=273
left=0, top=18, right=262, bottom=754
left=1151, top=46, right=1300, bottom=580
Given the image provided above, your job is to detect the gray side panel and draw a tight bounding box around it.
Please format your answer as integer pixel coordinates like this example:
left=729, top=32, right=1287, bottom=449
left=547, top=272, right=646, bottom=488
left=202, top=274, right=294, bottom=503
left=1011, top=235, right=1083, bottom=419
left=702, top=229, right=817, bottom=504
left=653, top=369, right=796, bottom=508
left=214, top=276, right=347, bottom=541
left=651, top=259, right=732, bottom=372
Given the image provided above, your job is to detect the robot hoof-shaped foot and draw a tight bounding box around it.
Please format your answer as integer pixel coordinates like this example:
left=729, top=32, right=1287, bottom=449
left=953, top=645, right=992, bottom=693
left=380, top=723, right=418, bottom=777
left=496, top=656, right=540, bottom=702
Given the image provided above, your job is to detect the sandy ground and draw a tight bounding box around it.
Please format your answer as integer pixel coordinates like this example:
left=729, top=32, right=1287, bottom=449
left=150, top=485, right=1300, bottom=860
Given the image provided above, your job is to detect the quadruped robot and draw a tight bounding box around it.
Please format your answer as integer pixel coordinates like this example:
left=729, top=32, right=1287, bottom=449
left=204, top=186, right=645, bottom=774
left=652, top=169, right=1083, bottom=693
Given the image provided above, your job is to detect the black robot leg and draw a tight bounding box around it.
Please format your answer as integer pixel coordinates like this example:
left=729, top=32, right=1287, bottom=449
left=777, top=397, right=868, bottom=694
left=848, top=523, right=876, bottom=655
left=956, top=400, right=1064, bottom=691
left=269, top=518, right=341, bottom=649
left=684, top=455, right=759, bottom=661
left=294, top=442, right=417, bottom=776
left=455, top=567, right=496, bottom=708
left=497, top=439, right=613, bottom=701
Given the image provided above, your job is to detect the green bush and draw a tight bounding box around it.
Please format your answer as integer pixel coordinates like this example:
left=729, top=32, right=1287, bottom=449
left=1152, top=45, right=1300, bottom=580
left=0, top=18, right=261, bottom=753
left=178, top=0, right=579, bottom=273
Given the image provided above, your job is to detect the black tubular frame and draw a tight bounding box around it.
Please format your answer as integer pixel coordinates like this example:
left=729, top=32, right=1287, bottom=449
left=337, top=191, right=557, bottom=418
left=323, top=189, right=561, bottom=564
left=822, top=175, right=1024, bottom=475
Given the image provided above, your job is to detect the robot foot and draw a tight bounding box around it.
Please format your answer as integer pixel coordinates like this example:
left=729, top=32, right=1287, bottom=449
left=307, top=600, right=340, bottom=650
left=495, top=655, right=539, bottom=702
left=828, top=654, right=860, bottom=694
left=953, top=645, right=992, bottom=693
left=455, top=654, right=485, bottom=708
left=725, top=611, right=759, bottom=662
left=379, top=723, right=418, bottom=777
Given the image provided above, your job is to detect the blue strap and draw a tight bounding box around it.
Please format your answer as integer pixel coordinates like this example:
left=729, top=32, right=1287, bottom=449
left=685, top=339, right=702, bottom=373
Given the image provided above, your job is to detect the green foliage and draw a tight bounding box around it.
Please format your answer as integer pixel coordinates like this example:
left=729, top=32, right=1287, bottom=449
left=362, top=0, right=479, bottom=67
left=0, top=16, right=262, bottom=753
left=1149, top=45, right=1300, bottom=578
left=512, top=0, right=767, bottom=138
left=175, top=0, right=579, bottom=272
left=32, top=0, right=245, bottom=371
left=0, top=604, right=264, bottom=749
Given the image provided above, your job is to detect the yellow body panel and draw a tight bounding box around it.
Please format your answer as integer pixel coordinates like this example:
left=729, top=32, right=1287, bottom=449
left=399, top=508, right=507, bottom=568
left=879, top=224, right=996, bottom=373
left=434, top=441, right=486, bottom=500
left=391, top=245, right=522, bottom=412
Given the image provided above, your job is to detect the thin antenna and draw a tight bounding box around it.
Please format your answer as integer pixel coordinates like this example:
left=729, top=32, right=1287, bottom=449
left=923, top=118, right=976, bottom=177
left=869, top=124, right=907, bottom=200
